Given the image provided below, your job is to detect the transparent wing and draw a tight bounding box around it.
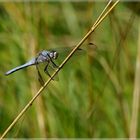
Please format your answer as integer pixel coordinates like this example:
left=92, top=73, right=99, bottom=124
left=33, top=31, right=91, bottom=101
left=48, top=47, right=85, bottom=64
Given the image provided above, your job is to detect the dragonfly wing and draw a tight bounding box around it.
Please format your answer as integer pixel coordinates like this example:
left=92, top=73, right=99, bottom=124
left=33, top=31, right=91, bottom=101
left=48, top=47, right=85, bottom=64
left=5, top=58, right=36, bottom=75
left=49, top=47, right=84, bottom=56
left=35, top=63, right=45, bottom=86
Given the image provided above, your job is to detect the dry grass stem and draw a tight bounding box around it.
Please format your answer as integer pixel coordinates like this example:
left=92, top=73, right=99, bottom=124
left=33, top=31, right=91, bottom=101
left=129, top=19, right=140, bottom=139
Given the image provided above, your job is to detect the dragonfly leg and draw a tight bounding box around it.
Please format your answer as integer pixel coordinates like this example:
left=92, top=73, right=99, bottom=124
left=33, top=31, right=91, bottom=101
left=47, top=54, right=58, bottom=68
left=44, top=63, right=55, bottom=80
left=44, top=62, right=51, bottom=77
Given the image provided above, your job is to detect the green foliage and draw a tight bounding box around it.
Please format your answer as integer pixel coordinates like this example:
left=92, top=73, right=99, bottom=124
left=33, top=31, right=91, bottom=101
left=0, top=2, right=139, bottom=138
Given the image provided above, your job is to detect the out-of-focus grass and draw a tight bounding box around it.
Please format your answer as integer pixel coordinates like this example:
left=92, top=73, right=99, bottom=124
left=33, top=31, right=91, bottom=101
left=0, top=2, right=139, bottom=138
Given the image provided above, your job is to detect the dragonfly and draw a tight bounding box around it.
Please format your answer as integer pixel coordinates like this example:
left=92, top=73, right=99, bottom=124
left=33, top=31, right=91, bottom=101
left=5, top=47, right=83, bottom=85
left=5, top=50, right=59, bottom=84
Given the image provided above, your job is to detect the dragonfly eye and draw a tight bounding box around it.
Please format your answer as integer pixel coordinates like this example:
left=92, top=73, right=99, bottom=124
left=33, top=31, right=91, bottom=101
left=49, top=51, right=58, bottom=59
left=53, top=51, right=58, bottom=59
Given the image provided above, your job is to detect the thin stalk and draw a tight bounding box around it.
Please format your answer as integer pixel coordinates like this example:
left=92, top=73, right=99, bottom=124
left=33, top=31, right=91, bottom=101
left=93, top=0, right=112, bottom=27
left=129, top=19, right=140, bottom=139
left=108, top=12, right=135, bottom=136
left=0, top=1, right=120, bottom=139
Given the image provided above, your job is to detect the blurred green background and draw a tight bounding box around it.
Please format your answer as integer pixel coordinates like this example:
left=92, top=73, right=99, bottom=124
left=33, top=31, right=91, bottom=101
left=0, top=1, right=139, bottom=138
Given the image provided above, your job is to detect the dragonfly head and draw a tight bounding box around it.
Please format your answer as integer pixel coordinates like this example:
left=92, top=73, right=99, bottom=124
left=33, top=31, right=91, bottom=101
left=49, top=51, right=59, bottom=59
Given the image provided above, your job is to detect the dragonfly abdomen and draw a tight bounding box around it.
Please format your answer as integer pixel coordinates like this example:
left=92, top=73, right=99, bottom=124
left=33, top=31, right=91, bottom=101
left=5, top=58, right=36, bottom=76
